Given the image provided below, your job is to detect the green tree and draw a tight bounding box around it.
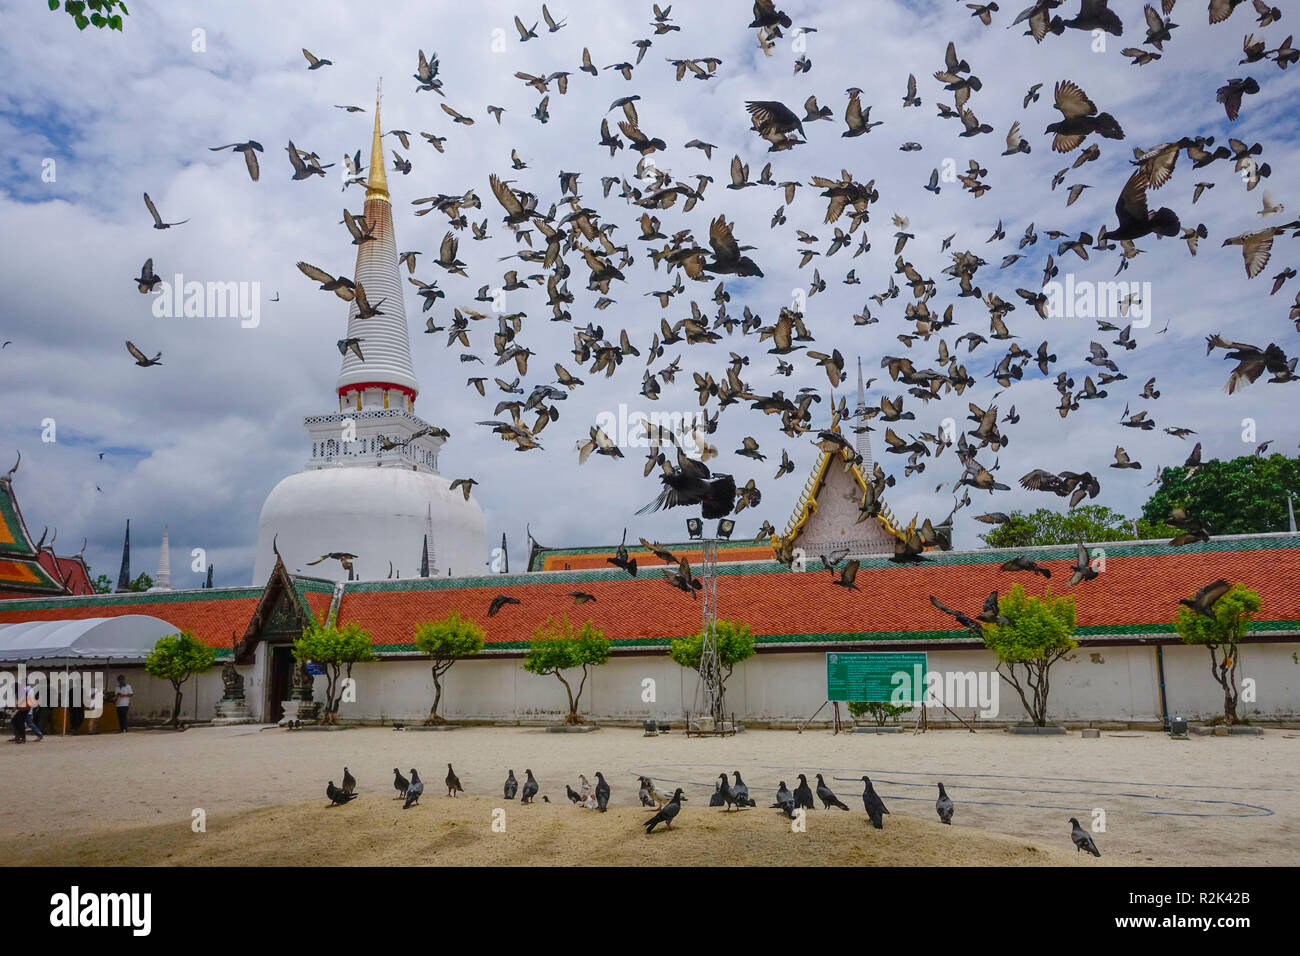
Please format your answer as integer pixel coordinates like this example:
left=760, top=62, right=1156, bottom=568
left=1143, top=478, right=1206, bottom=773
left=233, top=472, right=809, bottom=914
left=91, top=573, right=112, bottom=594
left=521, top=615, right=610, bottom=725
left=668, top=619, right=755, bottom=708
left=293, top=622, right=376, bottom=724
left=1142, top=454, right=1300, bottom=536
left=978, top=505, right=1175, bottom=549
left=982, top=584, right=1078, bottom=727
left=1173, top=583, right=1261, bottom=725
left=128, top=572, right=153, bottom=592
left=144, top=629, right=215, bottom=727
left=48, top=0, right=128, bottom=32
left=413, top=610, right=485, bottom=724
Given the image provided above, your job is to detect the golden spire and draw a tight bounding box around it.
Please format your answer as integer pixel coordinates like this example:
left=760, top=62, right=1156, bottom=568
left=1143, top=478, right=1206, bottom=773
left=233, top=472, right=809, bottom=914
left=366, top=79, right=388, bottom=202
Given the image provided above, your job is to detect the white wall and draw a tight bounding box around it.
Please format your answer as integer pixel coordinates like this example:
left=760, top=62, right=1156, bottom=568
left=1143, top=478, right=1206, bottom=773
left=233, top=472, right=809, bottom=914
left=284, top=640, right=1300, bottom=725
left=13, top=641, right=1296, bottom=725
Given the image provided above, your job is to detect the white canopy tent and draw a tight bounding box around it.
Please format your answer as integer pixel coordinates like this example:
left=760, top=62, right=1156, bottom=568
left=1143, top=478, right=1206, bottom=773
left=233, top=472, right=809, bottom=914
left=0, top=615, right=178, bottom=664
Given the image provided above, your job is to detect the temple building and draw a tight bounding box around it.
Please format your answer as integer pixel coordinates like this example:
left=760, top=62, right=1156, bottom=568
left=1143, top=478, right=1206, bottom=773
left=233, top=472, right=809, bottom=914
left=1, top=101, right=1298, bottom=727
left=0, top=459, right=93, bottom=600
left=252, top=93, right=487, bottom=584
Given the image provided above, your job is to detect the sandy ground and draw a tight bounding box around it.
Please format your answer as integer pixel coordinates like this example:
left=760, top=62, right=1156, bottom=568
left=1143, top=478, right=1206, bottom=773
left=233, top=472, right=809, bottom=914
left=1, top=725, right=1296, bottom=866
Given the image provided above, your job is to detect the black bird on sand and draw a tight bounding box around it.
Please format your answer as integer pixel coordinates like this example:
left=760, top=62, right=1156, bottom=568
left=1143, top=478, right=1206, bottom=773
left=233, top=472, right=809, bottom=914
left=566, top=784, right=583, bottom=803
left=446, top=763, right=464, bottom=797
left=504, top=769, right=518, bottom=799
left=732, top=771, right=755, bottom=807
left=595, top=771, right=611, bottom=811
left=709, top=781, right=725, bottom=807
left=521, top=769, right=539, bottom=803
left=1070, top=817, right=1101, bottom=856
left=815, top=773, right=850, bottom=810
left=644, top=788, right=686, bottom=833
left=402, top=769, right=423, bottom=809
left=326, top=781, right=358, bottom=806
left=936, top=783, right=954, bottom=824
left=861, top=775, right=889, bottom=829
left=716, top=772, right=742, bottom=811
left=341, top=766, right=356, bottom=795
left=772, top=780, right=795, bottom=813
left=793, top=774, right=816, bottom=810
left=393, top=767, right=409, bottom=799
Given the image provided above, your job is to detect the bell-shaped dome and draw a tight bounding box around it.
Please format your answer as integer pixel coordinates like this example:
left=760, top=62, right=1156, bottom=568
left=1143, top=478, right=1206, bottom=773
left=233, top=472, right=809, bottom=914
left=252, top=467, right=487, bottom=584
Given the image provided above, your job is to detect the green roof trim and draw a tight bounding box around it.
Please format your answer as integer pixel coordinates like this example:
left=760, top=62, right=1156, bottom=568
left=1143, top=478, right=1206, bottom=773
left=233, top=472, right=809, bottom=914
left=351, top=532, right=1300, bottom=592
left=0, top=587, right=264, bottom=612
left=0, top=480, right=38, bottom=558
left=527, top=536, right=767, bottom=571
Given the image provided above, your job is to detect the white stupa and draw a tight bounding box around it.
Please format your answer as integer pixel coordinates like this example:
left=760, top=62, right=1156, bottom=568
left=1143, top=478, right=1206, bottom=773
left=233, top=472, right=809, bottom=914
left=252, top=88, right=487, bottom=584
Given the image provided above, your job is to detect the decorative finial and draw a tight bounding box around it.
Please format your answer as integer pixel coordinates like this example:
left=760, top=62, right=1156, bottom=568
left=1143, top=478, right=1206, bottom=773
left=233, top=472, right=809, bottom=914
left=4, top=449, right=18, bottom=481
left=366, top=77, right=389, bottom=202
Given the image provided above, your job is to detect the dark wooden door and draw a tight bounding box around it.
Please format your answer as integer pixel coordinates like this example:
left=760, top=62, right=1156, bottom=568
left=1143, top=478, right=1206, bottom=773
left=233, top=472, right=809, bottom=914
left=268, top=645, right=294, bottom=722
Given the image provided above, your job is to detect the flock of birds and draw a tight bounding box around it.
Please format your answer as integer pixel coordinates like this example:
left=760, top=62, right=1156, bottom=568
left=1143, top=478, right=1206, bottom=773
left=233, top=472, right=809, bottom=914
left=322, top=760, right=1100, bottom=854
left=104, top=0, right=1298, bottom=601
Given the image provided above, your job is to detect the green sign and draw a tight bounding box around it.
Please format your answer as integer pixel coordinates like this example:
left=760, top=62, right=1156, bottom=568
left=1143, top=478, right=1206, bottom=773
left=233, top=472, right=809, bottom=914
left=826, top=652, right=928, bottom=704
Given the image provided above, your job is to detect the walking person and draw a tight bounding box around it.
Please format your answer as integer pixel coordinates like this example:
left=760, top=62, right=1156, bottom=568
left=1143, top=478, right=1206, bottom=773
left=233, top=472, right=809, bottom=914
left=21, top=679, right=43, bottom=742
left=8, top=703, right=26, bottom=743
left=114, top=675, right=134, bottom=733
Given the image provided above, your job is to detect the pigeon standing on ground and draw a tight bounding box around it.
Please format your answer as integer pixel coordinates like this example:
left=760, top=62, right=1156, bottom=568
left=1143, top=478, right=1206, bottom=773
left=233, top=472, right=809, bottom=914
left=861, top=775, right=889, bottom=829
left=936, top=783, right=954, bottom=824
left=716, top=772, right=741, bottom=811
left=504, top=769, right=518, bottom=799
left=342, top=766, right=356, bottom=795
left=393, top=767, right=409, bottom=800
left=402, top=769, right=424, bottom=809
left=595, top=771, right=611, bottom=811
left=709, top=781, right=725, bottom=807
left=446, top=763, right=464, bottom=797
left=1070, top=817, right=1101, bottom=856
left=520, top=769, right=538, bottom=803
left=638, top=777, right=656, bottom=806
left=816, top=773, right=850, bottom=810
left=793, top=774, right=816, bottom=810
left=732, top=771, right=755, bottom=807
left=644, top=788, right=686, bottom=833
left=326, top=781, right=358, bottom=806
left=772, top=780, right=796, bottom=817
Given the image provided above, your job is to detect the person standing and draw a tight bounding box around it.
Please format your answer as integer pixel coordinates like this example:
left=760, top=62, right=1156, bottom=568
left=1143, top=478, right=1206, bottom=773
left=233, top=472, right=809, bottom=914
left=114, top=675, right=134, bottom=733
left=21, top=680, right=42, bottom=742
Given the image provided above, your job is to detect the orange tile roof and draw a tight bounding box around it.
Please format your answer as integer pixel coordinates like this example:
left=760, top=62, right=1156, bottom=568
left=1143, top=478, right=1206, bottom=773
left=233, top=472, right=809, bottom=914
left=0, top=589, right=264, bottom=649
left=339, top=534, right=1300, bottom=651
left=0, top=536, right=1296, bottom=655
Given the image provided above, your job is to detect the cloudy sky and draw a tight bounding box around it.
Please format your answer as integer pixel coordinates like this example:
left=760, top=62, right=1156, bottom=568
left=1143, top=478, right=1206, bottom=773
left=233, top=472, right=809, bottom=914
left=1, top=0, right=1297, bottom=587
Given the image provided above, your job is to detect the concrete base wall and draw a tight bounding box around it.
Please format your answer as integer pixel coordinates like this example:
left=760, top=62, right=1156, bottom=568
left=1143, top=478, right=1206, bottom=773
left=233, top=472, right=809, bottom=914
left=12, top=642, right=1297, bottom=726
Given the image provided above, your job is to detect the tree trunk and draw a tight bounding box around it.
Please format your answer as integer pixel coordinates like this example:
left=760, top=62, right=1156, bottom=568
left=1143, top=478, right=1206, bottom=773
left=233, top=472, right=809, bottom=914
left=1209, top=645, right=1240, bottom=725
left=170, top=683, right=183, bottom=727
left=555, top=672, right=578, bottom=724
left=426, top=663, right=447, bottom=725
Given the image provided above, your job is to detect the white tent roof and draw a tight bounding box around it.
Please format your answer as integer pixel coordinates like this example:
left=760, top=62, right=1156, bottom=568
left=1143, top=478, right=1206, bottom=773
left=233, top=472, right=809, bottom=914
left=0, top=615, right=177, bottom=663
